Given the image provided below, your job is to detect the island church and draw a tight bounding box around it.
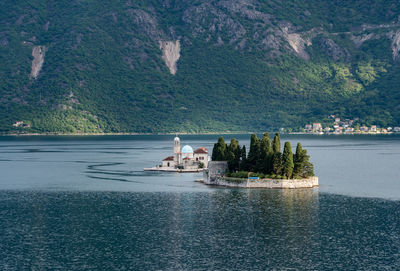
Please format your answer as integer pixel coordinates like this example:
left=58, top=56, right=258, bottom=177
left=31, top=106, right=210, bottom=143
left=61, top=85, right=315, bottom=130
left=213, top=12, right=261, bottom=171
left=161, top=137, right=209, bottom=170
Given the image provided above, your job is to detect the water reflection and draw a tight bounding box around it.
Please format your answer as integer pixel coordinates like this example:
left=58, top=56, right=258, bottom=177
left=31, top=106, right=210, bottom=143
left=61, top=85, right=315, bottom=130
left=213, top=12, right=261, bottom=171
left=1, top=190, right=399, bottom=270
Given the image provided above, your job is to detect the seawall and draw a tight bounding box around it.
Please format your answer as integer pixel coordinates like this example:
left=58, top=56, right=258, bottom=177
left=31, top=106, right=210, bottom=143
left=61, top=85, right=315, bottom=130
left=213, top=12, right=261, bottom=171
left=202, top=176, right=319, bottom=189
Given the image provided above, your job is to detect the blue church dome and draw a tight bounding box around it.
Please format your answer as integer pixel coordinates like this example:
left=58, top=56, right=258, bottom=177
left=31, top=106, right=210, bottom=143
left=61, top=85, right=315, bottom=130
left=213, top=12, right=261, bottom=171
left=181, top=145, right=193, bottom=154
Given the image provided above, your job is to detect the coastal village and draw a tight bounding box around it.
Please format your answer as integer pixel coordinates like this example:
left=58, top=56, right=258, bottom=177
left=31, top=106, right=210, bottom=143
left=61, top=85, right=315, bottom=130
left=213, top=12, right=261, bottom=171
left=300, top=115, right=400, bottom=135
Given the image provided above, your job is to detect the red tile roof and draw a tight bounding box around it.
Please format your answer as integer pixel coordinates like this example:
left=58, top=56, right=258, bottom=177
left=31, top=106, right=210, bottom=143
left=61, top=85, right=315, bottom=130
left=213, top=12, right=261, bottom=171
left=194, top=147, right=208, bottom=154
left=163, top=156, right=174, bottom=161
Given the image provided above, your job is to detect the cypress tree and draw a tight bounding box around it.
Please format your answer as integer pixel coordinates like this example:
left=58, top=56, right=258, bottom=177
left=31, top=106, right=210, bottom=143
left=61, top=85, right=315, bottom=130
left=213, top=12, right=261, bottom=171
left=259, top=132, right=273, bottom=174
left=272, top=133, right=281, bottom=153
left=303, top=149, right=314, bottom=178
left=247, top=134, right=260, bottom=172
left=293, top=143, right=314, bottom=178
left=234, top=141, right=241, bottom=171
left=226, top=150, right=236, bottom=172
left=282, top=141, right=294, bottom=179
left=211, top=143, right=218, bottom=161
left=212, top=137, right=227, bottom=161
left=240, top=145, right=247, bottom=171
left=293, top=142, right=304, bottom=178
left=228, top=138, right=241, bottom=171
left=272, top=152, right=282, bottom=176
left=271, top=133, right=282, bottom=175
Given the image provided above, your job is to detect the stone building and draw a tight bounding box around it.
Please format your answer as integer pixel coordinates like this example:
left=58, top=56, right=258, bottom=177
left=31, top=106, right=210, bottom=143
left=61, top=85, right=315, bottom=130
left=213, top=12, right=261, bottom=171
left=161, top=137, right=209, bottom=169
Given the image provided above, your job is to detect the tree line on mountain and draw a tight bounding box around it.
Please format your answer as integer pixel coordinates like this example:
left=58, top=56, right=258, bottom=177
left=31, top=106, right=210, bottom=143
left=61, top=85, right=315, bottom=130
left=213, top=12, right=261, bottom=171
left=211, top=133, right=314, bottom=179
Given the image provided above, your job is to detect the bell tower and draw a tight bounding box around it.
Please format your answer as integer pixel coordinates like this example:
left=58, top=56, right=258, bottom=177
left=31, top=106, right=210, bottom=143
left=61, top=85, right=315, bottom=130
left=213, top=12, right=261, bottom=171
left=174, top=136, right=180, bottom=154
left=174, top=136, right=180, bottom=163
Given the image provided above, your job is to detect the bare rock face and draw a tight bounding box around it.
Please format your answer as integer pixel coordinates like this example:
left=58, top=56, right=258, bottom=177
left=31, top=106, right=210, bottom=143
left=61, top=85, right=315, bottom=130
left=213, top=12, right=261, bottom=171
left=0, top=36, right=8, bottom=47
left=319, top=38, right=349, bottom=61
left=182, top=3, right=246, bottom=44
left=281, top=27, right=310, bottom=60
left=351, top=33, right=377, bottom=48
left=159, top=40, right=180, bottom=75
left=390, top=30, right=400, bottom=60
left=127, top=9, right=164, bottom=42
left=30, top=46, right=46, bottom=79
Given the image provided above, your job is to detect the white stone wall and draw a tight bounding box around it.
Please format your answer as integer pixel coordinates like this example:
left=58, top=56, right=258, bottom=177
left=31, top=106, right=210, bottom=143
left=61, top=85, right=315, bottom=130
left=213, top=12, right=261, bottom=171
left=194, top=153, right=208, bottom=168
left=204, top=176, right=319, bottom=189
left=162, top=160, right=175, bottom=168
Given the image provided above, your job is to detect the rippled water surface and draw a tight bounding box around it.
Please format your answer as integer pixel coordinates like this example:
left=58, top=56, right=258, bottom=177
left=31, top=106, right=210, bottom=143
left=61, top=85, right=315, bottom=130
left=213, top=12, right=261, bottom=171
left=0, top=135, right=399, bottom=270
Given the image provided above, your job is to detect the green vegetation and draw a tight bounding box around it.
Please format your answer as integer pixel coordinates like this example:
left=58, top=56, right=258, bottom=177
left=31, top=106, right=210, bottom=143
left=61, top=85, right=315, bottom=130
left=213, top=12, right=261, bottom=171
left=1, top=1, right=400, bottom=134
left=282, top=142, right=294, bottom=179
left=293, top=143, right=314, bottom=178
left=214, top=133, right=315, bottom=179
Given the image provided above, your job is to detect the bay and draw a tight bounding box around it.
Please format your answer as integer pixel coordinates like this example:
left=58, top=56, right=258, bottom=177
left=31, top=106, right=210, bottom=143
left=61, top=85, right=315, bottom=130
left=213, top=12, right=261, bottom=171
left=0, top=135, right=399, bottom=270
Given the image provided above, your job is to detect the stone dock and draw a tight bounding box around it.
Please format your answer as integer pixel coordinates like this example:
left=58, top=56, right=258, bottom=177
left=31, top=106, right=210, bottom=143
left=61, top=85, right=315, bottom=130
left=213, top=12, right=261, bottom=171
left=144, top=167, right=204, bottom=173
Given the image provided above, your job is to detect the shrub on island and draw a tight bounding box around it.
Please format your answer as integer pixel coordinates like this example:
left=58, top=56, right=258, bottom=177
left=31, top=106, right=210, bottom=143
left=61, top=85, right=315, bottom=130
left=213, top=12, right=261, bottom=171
left=212, top=133, right=314, bottom=179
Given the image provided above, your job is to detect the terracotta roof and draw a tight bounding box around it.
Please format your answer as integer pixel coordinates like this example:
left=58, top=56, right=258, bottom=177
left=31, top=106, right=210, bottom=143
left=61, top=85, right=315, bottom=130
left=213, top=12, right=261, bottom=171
left=163, top=156, right=174, bottom=161
left=194, top=147, right=208, bottom=154
left=183, top=157, right=191, bottom=160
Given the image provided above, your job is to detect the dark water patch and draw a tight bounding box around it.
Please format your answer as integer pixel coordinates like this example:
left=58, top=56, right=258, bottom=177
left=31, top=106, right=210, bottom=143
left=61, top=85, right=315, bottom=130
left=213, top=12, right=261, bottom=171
left=25, top=149, right=69, bottom=153
left=306, top=143, right=379, bottom=148
left=86, top=175, right=142, bottom=183
left=0, top=191, right=399, bottom=270
left=87, top=162, right=124, bottom=170
left=85, top=170, right=149, bottom=178
left=378, top=152, right=400, bottom=155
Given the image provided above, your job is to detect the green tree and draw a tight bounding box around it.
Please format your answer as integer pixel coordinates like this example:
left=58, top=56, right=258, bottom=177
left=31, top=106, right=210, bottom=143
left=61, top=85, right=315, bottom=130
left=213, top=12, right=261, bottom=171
left=211, top=143, right=218, bottom=161
left=227, top=138, right=241, bottom=171
left=282, top=141, right=294, bottom=179
left=272, top=133, right=281, bottom=153
left=240, top=145, right=247, bottom=171
left=293, top=142, right=304, bottom=177
left=259, top=132, right=273, bottom=174
left=271, top=133, right=282, bottom=175
left=293, top=143, right=314, bottom=178
left=272, top=152, right=282, bottom=176
left=212, top=136, right=227, bottom=161
left=247, top=134, right=260, bottom=172
left=226, top=150, right=236, bottom=172
left=303, top=150, right=315, bottom=178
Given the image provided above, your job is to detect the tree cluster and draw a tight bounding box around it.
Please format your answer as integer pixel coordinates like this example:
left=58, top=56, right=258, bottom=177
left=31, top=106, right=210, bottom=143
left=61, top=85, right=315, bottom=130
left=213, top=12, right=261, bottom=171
left=212, top=133, right=314, bottom=179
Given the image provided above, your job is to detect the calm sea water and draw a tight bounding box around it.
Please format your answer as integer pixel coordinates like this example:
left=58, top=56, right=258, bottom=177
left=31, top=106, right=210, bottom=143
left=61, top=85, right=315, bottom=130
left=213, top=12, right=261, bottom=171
left=0, top=135, right=399, bottom=270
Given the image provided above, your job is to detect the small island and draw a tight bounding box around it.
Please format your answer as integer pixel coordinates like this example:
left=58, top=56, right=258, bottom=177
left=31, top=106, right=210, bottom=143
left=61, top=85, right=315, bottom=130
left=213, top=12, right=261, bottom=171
left=201, top=133, right=318, bottom=189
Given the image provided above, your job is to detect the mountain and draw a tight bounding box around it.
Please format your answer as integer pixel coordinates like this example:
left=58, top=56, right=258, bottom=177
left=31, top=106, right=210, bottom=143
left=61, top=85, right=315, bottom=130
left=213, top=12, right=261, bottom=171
left=1, top=0, right=400, bottom=134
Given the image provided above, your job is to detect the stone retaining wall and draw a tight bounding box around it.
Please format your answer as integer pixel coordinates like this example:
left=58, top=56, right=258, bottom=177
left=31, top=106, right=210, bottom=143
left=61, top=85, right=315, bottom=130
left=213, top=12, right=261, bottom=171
left=204, top=176, right=318, bottom=189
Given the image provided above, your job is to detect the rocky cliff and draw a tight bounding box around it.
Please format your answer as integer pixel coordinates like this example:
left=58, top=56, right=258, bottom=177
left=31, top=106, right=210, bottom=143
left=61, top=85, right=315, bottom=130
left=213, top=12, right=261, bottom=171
left=30, top=46, right=46, bottom=79
left=159, top=41, right=180, bottom=75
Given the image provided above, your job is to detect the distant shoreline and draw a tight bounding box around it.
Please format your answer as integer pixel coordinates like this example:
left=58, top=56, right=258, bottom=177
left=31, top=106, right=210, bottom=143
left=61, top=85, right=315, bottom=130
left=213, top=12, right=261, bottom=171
left=1, top=131, right=399, bottom=137
left=0, top=131, right=253, bottom=137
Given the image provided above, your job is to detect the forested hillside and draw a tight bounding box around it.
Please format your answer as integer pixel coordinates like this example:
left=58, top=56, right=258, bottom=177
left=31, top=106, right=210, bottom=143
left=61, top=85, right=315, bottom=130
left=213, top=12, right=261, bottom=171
left=1, top=0, right=400, bottom=133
